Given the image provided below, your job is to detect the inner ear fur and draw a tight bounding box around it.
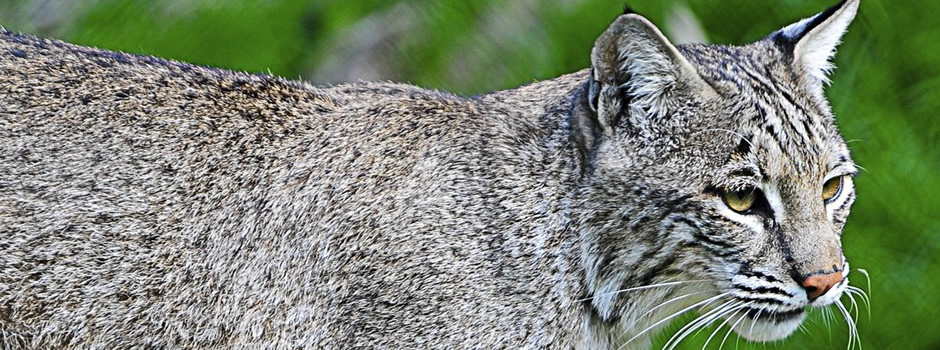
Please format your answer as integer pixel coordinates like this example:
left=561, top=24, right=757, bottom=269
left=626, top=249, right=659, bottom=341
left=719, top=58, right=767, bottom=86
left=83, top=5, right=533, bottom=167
left=588, top=13, right=717, bottom=136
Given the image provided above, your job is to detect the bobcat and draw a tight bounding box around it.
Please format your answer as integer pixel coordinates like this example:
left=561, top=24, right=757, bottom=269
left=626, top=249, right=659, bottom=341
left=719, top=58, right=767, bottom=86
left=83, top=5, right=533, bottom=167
left=0, top=1, right=864, bottom=349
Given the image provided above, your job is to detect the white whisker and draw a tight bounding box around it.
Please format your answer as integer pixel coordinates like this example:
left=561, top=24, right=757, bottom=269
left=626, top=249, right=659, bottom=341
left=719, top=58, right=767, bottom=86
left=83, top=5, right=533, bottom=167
left=702, top=303, right=751, bottom=350
left=835, top=299, right=861, bottom=350
left=619, top=290, right=720, bottom=337
left=851, top=267, right=873, bottom=322
left=619, top=292, right=730, bottom=349
left=720, top=308, right=748, bottom=350
left=843, top=288, right=861, bottom=322
left=853, top=268, right=872, bottom=294
left=846, top=286, right=871, bottom=310
left=747, top=309, right=763, bottom=338
left=664, top=300, right=748, bottom=350
left=663, top=300, right=734, bottom=350
left=577, top=280, right=710, bottom=302
left=823, top=306, right=834, bottom=338
left=846, top=286, right=871, bottom=321
left=702, top=315, right=730, bottom=350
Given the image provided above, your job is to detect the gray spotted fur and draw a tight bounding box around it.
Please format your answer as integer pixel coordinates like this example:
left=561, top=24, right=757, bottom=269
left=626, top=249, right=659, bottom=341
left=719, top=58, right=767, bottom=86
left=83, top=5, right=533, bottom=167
left=0, top=1, right=860, bottom=349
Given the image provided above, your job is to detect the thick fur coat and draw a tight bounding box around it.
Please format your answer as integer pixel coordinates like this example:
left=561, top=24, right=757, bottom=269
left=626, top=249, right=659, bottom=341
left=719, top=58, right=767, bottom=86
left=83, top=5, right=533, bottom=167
left=0, top=1, right=861, bottom=349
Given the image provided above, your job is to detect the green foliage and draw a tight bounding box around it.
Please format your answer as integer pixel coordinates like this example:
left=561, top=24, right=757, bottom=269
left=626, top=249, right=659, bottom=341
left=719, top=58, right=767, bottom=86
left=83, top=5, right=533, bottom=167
left=1, top=0, right=935, bottom=348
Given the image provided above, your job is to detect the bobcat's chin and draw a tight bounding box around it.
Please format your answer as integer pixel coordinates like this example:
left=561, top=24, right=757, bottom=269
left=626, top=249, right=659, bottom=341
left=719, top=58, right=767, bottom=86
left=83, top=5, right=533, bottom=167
left=730, top=308, right=806, bottom=342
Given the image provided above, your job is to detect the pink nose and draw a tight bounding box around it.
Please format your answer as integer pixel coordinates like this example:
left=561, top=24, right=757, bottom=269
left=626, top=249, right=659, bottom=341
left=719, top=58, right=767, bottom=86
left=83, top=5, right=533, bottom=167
left=801, top=271, right=843, bottom=301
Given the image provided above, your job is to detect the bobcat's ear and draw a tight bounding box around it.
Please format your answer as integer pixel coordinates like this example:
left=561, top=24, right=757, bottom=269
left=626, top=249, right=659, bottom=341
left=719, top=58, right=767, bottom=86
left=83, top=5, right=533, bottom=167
left=771, top=0, right=859, bottom=94
left=589, top=14, right=716, bottom=136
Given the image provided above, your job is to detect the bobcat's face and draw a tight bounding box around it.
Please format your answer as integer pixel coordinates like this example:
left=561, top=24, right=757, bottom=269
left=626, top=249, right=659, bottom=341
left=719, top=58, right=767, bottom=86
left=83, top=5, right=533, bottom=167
left=579, top=0, right=863, bottom=346
left=694, top=47, right=858, bottom=339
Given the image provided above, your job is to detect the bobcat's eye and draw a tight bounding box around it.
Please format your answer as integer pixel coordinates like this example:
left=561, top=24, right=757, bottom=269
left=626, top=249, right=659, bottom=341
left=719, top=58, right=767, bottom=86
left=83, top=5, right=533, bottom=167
left=722, top=188, right=757, bottom=213
left=822, top=175, right=844, bottom=202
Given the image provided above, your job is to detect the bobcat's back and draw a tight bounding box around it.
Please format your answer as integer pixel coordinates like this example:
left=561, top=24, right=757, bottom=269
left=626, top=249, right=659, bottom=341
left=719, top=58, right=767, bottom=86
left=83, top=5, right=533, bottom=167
left=0, top=29, right=590, bottom=348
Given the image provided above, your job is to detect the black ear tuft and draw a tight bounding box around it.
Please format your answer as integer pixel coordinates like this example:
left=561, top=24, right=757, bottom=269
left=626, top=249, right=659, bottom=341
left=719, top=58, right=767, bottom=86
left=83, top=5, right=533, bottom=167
left=772, top=0, right=848, bottom=46
left=622, top=3, right=635, bottom=16
left=767, top=0, right=858, bottom=94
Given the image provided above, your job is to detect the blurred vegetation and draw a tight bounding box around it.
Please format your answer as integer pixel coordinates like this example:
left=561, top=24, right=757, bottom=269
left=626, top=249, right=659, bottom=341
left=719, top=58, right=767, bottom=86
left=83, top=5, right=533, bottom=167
left=1, top=0, right=936, bottom=349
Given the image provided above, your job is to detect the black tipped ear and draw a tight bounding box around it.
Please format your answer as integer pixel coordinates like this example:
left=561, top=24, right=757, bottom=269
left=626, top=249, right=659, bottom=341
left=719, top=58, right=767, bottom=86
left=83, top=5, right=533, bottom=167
left=589, top=13, right=716, bottom=136
left=622, top=4, right=636, bottom=16
left=771, top=0, right=859, bottom=94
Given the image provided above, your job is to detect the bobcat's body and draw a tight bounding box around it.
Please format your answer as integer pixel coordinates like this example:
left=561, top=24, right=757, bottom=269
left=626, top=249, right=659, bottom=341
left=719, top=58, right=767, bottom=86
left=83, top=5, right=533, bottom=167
left=0, top=1, right=862, bottom=349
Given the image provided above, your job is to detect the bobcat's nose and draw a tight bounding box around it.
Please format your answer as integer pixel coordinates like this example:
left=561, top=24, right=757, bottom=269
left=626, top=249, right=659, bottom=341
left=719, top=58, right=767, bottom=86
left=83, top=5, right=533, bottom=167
left=800, top=271, right=843, bottom=301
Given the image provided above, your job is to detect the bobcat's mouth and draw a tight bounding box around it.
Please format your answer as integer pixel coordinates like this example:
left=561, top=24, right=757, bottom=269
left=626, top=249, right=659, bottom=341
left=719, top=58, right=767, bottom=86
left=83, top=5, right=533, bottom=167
left=742, top=306, right=806, bottom=322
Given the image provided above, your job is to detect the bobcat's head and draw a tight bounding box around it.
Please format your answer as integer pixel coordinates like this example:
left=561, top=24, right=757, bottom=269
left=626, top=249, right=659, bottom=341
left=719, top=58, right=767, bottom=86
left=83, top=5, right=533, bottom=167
left=574, top=0, right=864, bottom=346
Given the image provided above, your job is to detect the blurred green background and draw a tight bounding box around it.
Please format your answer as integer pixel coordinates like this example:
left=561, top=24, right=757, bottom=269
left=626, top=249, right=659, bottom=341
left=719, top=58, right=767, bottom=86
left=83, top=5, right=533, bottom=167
left=1, top=0, right=936, bottom=349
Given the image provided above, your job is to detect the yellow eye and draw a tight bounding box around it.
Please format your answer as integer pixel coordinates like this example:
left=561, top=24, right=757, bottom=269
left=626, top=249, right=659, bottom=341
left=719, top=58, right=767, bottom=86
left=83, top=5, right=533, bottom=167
left=822, top=176, right=844, bottom=202
left=723, top=189, right=756, bottom=213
